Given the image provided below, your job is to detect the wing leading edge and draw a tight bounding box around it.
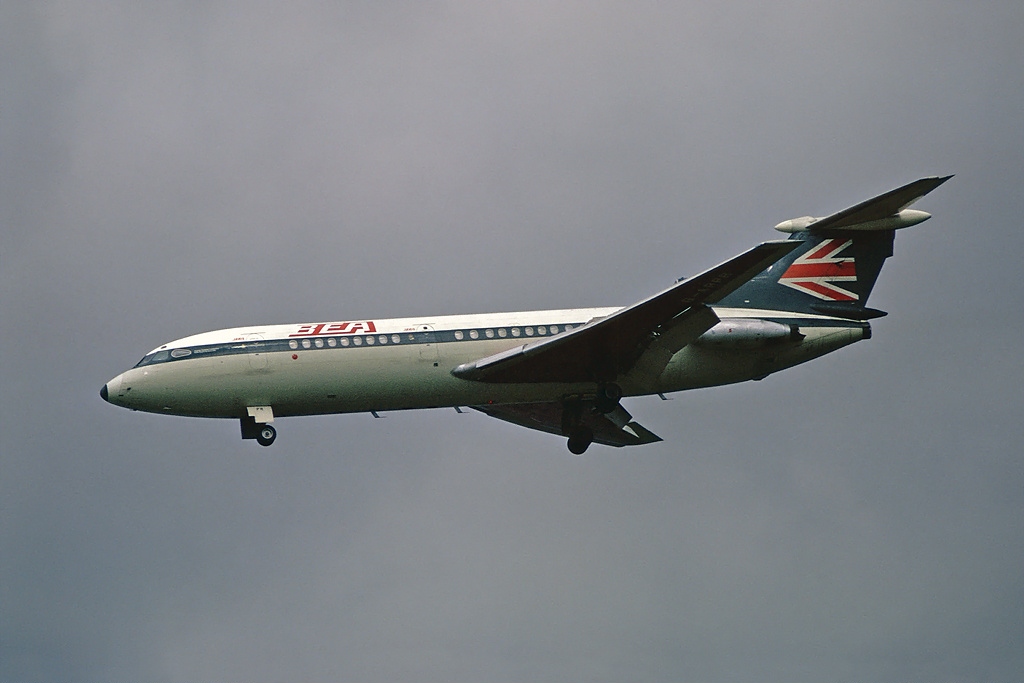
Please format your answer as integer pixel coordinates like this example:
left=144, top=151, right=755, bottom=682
left=452, top=240, right=800, bottom=384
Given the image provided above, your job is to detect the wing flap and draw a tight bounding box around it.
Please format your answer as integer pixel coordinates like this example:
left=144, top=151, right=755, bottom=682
left=452, top=240, right=799, bottom=384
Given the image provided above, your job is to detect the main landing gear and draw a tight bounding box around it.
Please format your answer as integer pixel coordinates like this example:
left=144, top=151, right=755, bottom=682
left=567, top=425, right=594, bottom=455
left=593, top=382, right=623, bottom=415
left=562, top=383, right=622, bottom=455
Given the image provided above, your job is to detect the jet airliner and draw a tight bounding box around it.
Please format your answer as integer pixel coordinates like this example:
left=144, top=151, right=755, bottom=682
left=102, top=176, right=951, bottom=453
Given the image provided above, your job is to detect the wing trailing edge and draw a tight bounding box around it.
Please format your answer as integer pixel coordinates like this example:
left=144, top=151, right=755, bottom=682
left=471, top=401, right=662, bottom=448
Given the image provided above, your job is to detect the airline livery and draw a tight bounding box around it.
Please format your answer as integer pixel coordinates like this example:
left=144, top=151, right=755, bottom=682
left=102, top=176, right=951, bottom=454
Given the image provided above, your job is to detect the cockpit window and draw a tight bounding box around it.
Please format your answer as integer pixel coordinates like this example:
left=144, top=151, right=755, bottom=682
left=134, top=349, right=170, bottom=367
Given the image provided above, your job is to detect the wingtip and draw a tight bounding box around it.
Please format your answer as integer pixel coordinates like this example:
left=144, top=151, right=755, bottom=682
left=922, top=174, right=955, bottom=187
left=912, top=174, right=954, bottom=197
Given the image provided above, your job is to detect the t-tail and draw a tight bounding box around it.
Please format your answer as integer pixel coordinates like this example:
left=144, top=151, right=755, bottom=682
left=717, top=176, right=953, bottom=319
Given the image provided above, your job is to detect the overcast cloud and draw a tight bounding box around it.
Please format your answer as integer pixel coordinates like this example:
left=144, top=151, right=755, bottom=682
left=2, top=2, right=1022, bottom=681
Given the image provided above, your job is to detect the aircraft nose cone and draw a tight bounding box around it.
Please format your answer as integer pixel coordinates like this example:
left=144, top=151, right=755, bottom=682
left=102, top=374, right=126, bottom=407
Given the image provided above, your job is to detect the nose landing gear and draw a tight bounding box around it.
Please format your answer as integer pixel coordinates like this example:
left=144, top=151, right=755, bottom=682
left=241, top=407, right=277, bottom=446
left=256, top=424, right=277, bottom=447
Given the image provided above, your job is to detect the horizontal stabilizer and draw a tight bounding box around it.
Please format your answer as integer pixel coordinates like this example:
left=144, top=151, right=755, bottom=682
left=775, top=175, right=953, bottom=233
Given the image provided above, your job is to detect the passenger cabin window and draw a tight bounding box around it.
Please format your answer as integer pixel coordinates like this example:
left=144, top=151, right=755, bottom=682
left=525, top=327, right=534, bottom=336
left=538, top=326, right=547, bottom=335
left=301, top=339, right=311, bottom=349
left=469, top=329, right=479, bottom=339
left=353, top=337, right=362, bottom=346
left=366, top=336, right=374, bottom=345
left=379, top=335, right=388, bottom=345
left=549, top=325, right=558, bottom=334
left=341, top=338, right=350, bottom=347
left=392, top=334, right=401, bottom=344
left=314, top=338, right=324, bottom=348
left=485, top=329, right=494, bottom=338
left=289, top=340, right=299, bottom=350
left=511, top=328, right=520, bottom=337
left=498, top=328, right=507, bottom=338
left=454, top=330, right=464, bottom=340
left=327, top=338, right=337, bottom=347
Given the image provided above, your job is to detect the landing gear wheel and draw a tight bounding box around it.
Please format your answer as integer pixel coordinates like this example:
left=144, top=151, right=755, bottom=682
left=594, top=383, right=623, bottom=414
left=256, top=424, right=277, bottom=447
left=567, top=426, right=593, bottom=455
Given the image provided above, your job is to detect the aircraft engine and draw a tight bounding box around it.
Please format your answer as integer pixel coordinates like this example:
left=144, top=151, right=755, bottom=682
left=694, top=319, right=800, bottom=348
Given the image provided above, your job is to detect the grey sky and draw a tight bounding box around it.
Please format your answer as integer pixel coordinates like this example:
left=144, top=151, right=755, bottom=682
left=3, top=2, right=1022, bottom=681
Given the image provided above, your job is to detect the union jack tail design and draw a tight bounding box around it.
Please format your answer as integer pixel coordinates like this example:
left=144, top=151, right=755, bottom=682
left=778, top=238, right=858, bottom=301
left=717, top=230, right=895, bottom=314
left=715, top=175, right=950, bottom=315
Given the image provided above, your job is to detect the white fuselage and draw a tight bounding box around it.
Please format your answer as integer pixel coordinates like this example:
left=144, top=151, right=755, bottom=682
left=103, top=306, right=866, bottom=420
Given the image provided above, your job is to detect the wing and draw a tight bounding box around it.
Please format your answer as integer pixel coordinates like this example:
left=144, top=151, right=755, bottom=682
left=452, top=240, right=800, bottom=384
left=471, top=400, right=662, bottom=448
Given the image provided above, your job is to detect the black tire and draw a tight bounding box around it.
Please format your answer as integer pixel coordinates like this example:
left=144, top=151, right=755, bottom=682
left=567, top=426, right=593, bottom=455
left=256, top=424, right=277, bottom=447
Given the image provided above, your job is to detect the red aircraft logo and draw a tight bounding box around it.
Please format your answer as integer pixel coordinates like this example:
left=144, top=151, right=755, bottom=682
left=778, top=239, right=858, bottom=301
left=289, top=321, right=377, bottom=337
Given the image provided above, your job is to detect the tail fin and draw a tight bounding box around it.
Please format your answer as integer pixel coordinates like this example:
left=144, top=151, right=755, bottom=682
left=718, top=231, right=896, bottom=319
left=717, top=176, right=952, bottom=319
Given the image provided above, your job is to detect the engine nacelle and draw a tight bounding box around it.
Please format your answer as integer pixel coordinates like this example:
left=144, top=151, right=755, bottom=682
left=694, top=319, right=800, bottom=348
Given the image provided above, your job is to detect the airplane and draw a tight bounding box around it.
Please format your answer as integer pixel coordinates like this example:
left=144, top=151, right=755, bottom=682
left=101, top=176, right=951, bottom=454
